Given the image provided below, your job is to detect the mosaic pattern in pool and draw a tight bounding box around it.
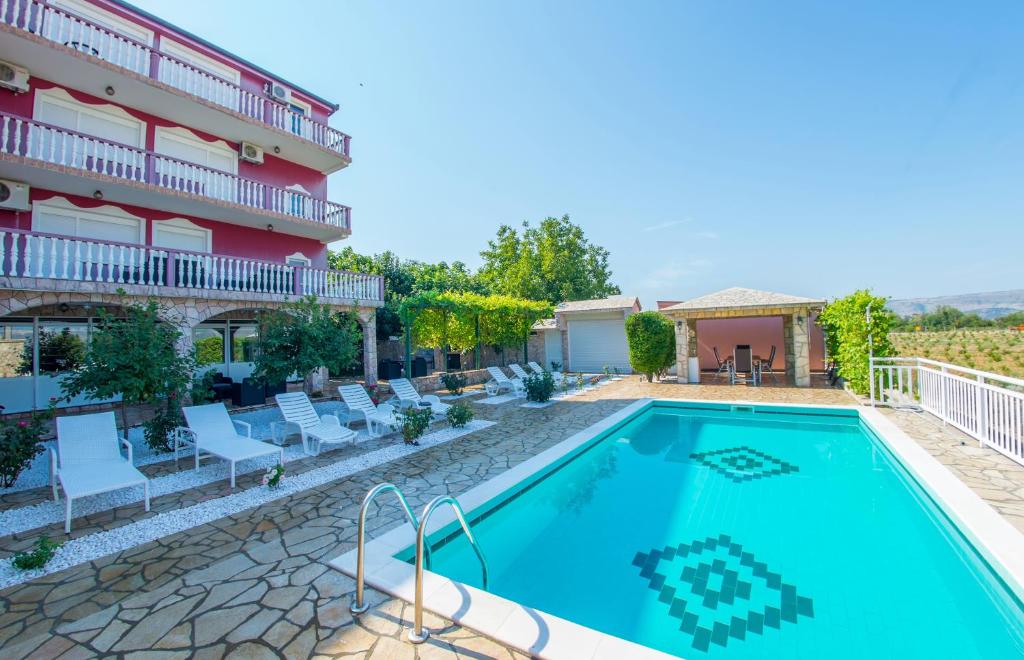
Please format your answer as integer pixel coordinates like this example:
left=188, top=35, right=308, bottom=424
left=689, top=446, right=799, bottom=483
left=634, top=534, right=813, bottom=651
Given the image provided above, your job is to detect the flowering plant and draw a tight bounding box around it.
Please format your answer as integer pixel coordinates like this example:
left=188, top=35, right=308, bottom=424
left=261, top=464, right=285, bottom=489
left=0, top=400, right=56, bottom=488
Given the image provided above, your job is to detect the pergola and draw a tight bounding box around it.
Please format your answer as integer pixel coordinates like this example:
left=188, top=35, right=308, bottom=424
left=660, top=287, right=826, bottom=387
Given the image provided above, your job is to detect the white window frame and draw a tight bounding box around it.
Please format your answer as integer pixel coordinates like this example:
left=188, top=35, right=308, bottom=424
left=32, top=197, right=145, bottom=244
left=154, top=126, right=238, bottom=174
left=152, top=217, right=212, bottom=254
left=33, top=88, right=146, bottom=148
left=51, top=0, right=154, bottom=45
left=284, top=252, right=311, bottom=266
left=161, top=37, right=241, bottom=85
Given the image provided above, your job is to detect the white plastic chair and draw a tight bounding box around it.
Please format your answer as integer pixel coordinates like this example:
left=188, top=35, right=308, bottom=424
left=389, top=378, right=451, bottom=418
left=178, top=403, right=284, bottom=488
left=52, top=411, right=150, bottom=533
left=275, top=392, right=356, bottom=455
left=485, top=366, right=525, bottom=396
left=338, top=384, right=399, bottom=438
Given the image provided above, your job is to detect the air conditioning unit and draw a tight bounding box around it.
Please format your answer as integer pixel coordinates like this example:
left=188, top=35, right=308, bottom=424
left=0, top=60, right=29, bottom=93
left=238, top=141, right=264, bottom=164
left=0, top=179, right=31, bottom=211
left=265, top=81, right=292, bottom=104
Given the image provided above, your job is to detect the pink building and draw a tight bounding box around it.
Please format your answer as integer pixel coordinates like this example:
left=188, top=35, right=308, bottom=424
left=0, top=0, right=383, bottom=412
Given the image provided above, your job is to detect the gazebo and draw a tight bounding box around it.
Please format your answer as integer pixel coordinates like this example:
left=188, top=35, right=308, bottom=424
left=660, top=287, right=826, bottom=387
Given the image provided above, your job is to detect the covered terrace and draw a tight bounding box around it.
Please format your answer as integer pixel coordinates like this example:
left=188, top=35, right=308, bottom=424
left=660, top=287, right=826, bottom=387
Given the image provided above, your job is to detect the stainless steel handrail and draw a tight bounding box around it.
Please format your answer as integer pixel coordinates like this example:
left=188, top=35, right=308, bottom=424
left=350, top=483, right=423, bottom=615
left=408, top=495, right=489, bottom=644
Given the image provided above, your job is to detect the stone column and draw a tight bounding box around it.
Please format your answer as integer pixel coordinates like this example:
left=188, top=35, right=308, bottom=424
left=783, top=314, right=795, bottom=385
left=359, top=310, right=378, bottom=385
left=791, top=311, right=811, bottom=387
left=686, top=319, right=699, bottom=384
left=674, top=318, right=690, bottom=383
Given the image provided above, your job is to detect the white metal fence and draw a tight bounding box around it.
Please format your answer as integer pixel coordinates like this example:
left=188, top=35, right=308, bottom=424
left=870, top=357, right=1024, bottom=466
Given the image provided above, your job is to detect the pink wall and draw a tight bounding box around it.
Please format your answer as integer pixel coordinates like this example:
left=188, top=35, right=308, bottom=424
left=87, top=0, right=335, bottom=122
left=695, top=314, right=826, bottom=372
left=0, top=82, right=327, bottom=196
left=0, top=189, right=328, bottom=267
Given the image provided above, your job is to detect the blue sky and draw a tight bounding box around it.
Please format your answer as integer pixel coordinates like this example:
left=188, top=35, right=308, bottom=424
left=131, top=0, right=1024, bottom=308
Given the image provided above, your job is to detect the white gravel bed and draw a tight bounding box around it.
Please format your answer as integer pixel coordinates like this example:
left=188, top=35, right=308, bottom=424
left=0, top=419, right=495, bottom=590
left=438, top=390, right=487, bottom=400
left=519, top=400, right=558, bottom=409
left=0, top=430, right=374, bottom=537
left=0, top=401, right=350, bottom=495
left=474, top=393, right=525, bottom=405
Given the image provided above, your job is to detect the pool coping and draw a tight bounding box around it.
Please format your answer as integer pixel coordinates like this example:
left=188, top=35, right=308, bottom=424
left=328, top=397, right=1024, bottom=659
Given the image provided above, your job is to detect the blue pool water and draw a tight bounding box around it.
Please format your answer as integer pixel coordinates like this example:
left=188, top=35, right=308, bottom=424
left=410, top=402, right=1024, bottom=658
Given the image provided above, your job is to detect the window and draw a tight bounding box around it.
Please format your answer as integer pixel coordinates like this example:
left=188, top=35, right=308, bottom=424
left=154, top=128, right=238, bottom=202
left=152, top=218, right=212, bottom=254
left=230, top=324, right=259, bottom=363
left=33, top=90, right=146, bottom=173
left=288, top=98, right=312, bottom=137
left=160, top=38, right=240, bottom=84
left=284, top=252, right=311, bottom=267
left=158, top=38, right=242, bottom=112
left=33, top=198, right=144, bottom=244
left=193, top=326, right=226, bottom=366
left=46, top=0, right=153, bottom=74
left=50, top=0, right=154, bottom=44
left=0, top=322, right=33, bottom=378
left=36, top=321, right=89, bottom=375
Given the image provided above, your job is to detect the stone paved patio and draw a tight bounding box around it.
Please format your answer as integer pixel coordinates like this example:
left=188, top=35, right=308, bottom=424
left=0, top=377, right=1021, bottom=659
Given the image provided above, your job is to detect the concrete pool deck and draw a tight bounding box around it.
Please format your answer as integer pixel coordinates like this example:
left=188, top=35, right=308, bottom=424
left=1, top=378, right=1022, bottom=659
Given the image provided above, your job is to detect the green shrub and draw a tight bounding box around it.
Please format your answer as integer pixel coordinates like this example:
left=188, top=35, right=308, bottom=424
left=190, top=371, right=217, bottom=405
left=440, top=372, right=467, bottom=396
left=446, top=402, right=474, bottom=428
left=818, top=290, right=894, bottom=395
left=550, top=361, right=562, bottom=371
left=0, top=402, right=55, bottom=488
left=624, top=311, right=675, bottom=382
left=399, top=407, right=433, bottom=445
left=524, top=371, right=555, bottom=402
left=13, top=536, right=62, bottom=571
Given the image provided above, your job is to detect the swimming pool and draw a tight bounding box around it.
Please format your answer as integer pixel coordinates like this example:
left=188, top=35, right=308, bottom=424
left=335, top=400, right=1024, bottom=658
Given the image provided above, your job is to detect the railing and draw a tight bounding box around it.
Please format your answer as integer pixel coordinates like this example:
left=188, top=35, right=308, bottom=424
left=0, top=228, right=384, bottom=302
left=870, top=357, right=1024, bottom=466
left=0, top=0, right=352, bottom=157
left=0, top=112, right=351, bottom=230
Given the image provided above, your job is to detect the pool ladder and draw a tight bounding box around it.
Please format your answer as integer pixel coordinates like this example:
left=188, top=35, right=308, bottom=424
left=349, top=483, right=489, bottom=645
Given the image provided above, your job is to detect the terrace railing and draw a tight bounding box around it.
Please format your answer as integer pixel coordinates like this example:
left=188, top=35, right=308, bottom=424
left=0, top=0, right=352, bottom=157
left=0, top=112, right=351, bottom=231
left=0, top=228, right=384, bottom=302
left=870, top=356, right=1024, bottom=466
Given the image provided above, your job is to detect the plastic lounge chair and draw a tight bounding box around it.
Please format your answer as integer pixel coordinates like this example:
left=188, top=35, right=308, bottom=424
left=485, top=366, right=525, bottom=396
left=275, top=392, right=356, bottom=455
left=528, top=361, right=565, bottom=383
left=508, top=363, right=532, bottom=381
left=338, top=384, right=400, bottom=437
left=389, top=378, right=451, bottom=418
left=178, top=403, right=285, bottom=488
left=52, top=411, right=150, bottom=533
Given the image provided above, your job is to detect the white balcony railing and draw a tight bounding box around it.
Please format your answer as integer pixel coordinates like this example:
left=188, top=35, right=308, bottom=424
left=1, top=0, right=352, bottom=157
left=870, top=356, right=1024, bottom=467
left=0, top=228, right=385, bottom=302
left=0, top=112, right=352, bottom=230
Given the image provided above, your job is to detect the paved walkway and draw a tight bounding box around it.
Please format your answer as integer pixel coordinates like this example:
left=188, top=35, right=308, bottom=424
left=0, top=378, right=1020, bottom=659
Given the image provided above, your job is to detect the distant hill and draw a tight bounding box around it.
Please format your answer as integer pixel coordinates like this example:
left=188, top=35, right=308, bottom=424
left=887, top=290, right=1024, bottom=320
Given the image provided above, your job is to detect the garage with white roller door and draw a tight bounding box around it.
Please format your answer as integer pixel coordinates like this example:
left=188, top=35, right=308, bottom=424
left=555, top=295, right=640, bottom=374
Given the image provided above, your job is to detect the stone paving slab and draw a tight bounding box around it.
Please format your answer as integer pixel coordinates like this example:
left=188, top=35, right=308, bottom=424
left=0, top=378, right=1021, bottom=659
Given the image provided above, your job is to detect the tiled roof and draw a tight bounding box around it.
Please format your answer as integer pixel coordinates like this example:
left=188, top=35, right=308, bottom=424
left=555, top=296, right=639, bottom=313
left=662, top=287, right=825, bottom=312
left=532, top=318, right=557, bottom=330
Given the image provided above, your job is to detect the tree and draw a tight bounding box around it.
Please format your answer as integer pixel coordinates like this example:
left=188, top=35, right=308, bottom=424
left=479, top=215, right=620, bottom=305
left=60, top=298, right=195, bottom=450
left=625, top=312, right=675, bottom=382
left=251, top=296, right=361, bottom=394
left=818, top=290, right=894, bottom=395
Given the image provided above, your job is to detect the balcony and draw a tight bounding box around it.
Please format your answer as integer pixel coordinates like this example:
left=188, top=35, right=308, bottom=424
left=0, top=112, right=351, bottom=241
left=0, top=0, right=352, bottom=173
left=0, top=227, right=385, bottom=305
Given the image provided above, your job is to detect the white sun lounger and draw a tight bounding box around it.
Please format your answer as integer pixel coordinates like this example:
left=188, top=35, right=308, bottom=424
left=485, top=366, right=525, bottom=397
left=178, top=403, right=284, bottom=488
left=389, top=378, right=451, bottom=418
left=529, top=361, right=565, bottom=383
left=338, top=384, right=400, bottom=437
left=52, top=411, right=150, bottom=533
left=508, top=363, right=532, bottom=381
left=275, top=392, right=357, bottom=455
